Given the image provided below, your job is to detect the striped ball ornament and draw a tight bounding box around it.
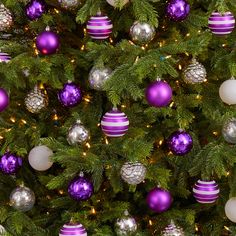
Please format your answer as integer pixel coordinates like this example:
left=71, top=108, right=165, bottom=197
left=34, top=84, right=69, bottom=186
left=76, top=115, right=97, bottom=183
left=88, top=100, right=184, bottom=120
left=0, top=52, right=10, bottom=63
left=193, top=180, right=219, bottom=204
left=101, top=108, right=129, bottom=137
left=208, top=12, right=235, bottom=36
left=86, top=13, right=113, bottom=40
left=59, top=222, right=87, bottom=236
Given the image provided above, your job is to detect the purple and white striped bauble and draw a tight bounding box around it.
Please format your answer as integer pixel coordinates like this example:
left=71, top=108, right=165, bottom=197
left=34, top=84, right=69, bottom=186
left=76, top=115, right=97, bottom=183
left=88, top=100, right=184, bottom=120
left=193, top=180, right=219, bottom=204
left=59, top=222, right=87, bottom=236
left=86, top=13, right=113, bottom=40
left=101, top=108, right=129, bottom=137
left=208, top=12, right=235, bottom=36
left=0, top=52, right=11, bottom=63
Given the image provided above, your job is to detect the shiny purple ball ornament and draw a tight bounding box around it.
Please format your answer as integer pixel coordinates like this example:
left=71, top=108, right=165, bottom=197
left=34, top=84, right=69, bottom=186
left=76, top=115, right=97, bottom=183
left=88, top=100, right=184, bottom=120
left=25, top=0, right=46, bottom=21
left=166, top=0, right=190, bottom=22
left=167, top=130, right=193, bottom=156
left=0, top=152, right=23, bottom=175
left=58, top=82, right=82, bottom=107
left=146, top=187, right=172, bottom=213
left=0, top=88, right=9, bottom=112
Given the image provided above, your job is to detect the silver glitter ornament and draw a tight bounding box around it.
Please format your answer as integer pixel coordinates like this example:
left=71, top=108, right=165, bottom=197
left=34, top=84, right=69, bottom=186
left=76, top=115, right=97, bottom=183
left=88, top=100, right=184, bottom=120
left=222, top=118, right=236, bottom=144
left=88, top=66, right=112, bottom=91
left=183, top=58, right=207, bottom=84
left=0, top=225, right=6, bottom=235
left=162, top=221, right=185, bottom=236
left=0, top=4, right=13, bottom=32
left=25, top=85, right=48, bottom=113
left=58, top=0, right=80, bottom=9
left=10, top=186, right=35, bottom=212
left=130, top=21, right=155, bottom=44
left=120, top=162, right=146, bottom=185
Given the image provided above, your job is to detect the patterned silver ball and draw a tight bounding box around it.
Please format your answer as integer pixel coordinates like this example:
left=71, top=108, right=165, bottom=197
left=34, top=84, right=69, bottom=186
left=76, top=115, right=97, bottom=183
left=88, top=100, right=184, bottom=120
left=162, top=222, right=184, bottom=236
left=58, top=0, right=81, bottom=9
left=120, top=162, right=146, bottom=185
left=0, top=225, right=6, bottom=235
left=88, top=67, right=112, bottom=91
left=0, top=4, right=13, bottom=32
left=183, top=58, right=207, bottom=84
left=222, top=118, right=236, bottom=144
left=10, top=186, right=35, bottom=212
left=130, top=21, right=155, bottom=44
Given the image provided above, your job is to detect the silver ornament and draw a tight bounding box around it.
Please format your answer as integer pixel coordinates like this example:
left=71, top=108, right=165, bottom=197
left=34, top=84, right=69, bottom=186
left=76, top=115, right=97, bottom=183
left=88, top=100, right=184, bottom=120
left=222, top=118, right=236, bottom=144
left=130, top=21, right=155, bottom=44
left=10, top=186, right=35, bottom=212
left=58, top=0, right=80, bottom=9
left=0, top=4, right=13, bottom=32
left=25, top=85, right=48, bottom=113
left=183, top=58, right=207, bottom=84
left=88, top=66, right=112, bottom=91
left=106, top=0, right=129, bottom=7
left=0, top=225, right=6, bottom=235
left=67, top=121, right=90, bottom=145
left=120, top=162, right=146, bottom=185
left=162, top=221, right=185, bottom=236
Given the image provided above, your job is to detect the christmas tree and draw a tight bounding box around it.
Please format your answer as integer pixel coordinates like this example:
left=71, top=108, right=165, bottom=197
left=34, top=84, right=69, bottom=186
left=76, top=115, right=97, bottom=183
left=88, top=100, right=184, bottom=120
left=0, top=0, right=236, bottom=235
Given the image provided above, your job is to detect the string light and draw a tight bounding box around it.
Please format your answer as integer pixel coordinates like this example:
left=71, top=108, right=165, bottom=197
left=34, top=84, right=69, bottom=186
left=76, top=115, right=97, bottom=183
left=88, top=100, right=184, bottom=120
left=70, top=59, right=75, bottom=63
left=80, top=45, right=85, bottom=51
left=165, top=55, right=172, bottom=59
left=83, top=152, right=87, bottom=156
left=226, top=171, right=230, bottom=176
left=169, top=101, right=175, bottom=108
left=159, top=139, right=164, bottom=146
left=54, top=8, right=60, bottom=14
left=195, top=224, right=199, bottom=232
left=178, top=64, right=182, bottom=70
left=149, top=220, right=153, bottom=226
left=224, top=226, right=230, bottom=231
left=10, top=117, right=16, bottom=123
left=97, top=123, right=100, bottom=127
left=20, top=119, right=27, bottom=125
left=85, top=142, right=91, bottom=149
left=222, top=44, right=227, bottom=47
left=105, top=137, right=109, bottom=145
left=121, top=104, right=126, bottom=108
left=212, top=131, right=218, bottom=136
left=186, top=33, right=190, bottom=37
left=0, top=136, right=4, bottom=140
left=146, top=124, right=151, bottom=128
left=83, top=95, right=91, bottom=103
left=91, top=207, right=96, bottom=214
left=109, top=38, right=113, bottom=43
left=58, top=190, right=64, bottom=195
left=52, top=114, right=59, bottom=121
left=196, top=94, right=202, bottom=100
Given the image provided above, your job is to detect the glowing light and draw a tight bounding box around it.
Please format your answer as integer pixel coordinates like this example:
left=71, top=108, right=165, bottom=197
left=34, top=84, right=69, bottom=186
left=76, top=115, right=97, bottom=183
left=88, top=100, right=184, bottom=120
left=149, top=220, right=153, bottom=226
left=71, top=59, right=75, bottom=63
left=121, top=104, right=126, bottom=108
left=58, top=190, right=64, bottom=195
left=91, top=207, right=96, bottom=214
left=10, top=117, right=16, bottom=123
left=169, top=102, right=175, bottom=108
left=195, top=224, right=199, bottom=231
left=105, top=137, right=109, bottom=145
left=186, top=33, right=190, bottom=37
left=85, top=143, right=91, bottom=149
left=159, top=139, right=163, bottom=145
left=224, top=226, right=230, bottom=231
left=226, top=171, right=230, bottom=176
left=109, top=38, right=113, bottom=43
left=20, top=119, right=27, bottom=125
left=212, top=131, right=218, bottom=136
left=80, top=45, right=85, bottom=51
left=54, top=9, right=59, bottom=14
left=178, top=64, right=182, bottom=70
left=83, top=152, right=87, bottom=156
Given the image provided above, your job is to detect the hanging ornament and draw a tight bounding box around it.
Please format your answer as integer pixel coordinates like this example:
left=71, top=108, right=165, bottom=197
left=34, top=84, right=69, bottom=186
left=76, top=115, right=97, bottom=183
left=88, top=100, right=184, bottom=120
left=115, top=210, right=137, bottom=236
left=58, top=0, right=80, bottom=9
left=0, top=88, right=9, bottom=112
left=28, top=145, right=53, bottom=171
left=101, top=108, right=129, bottom=137
left=225, top=197, right=236, bottom=223
left=10, top=186, right=35, bottom=212
left=120, top=162, right=146, bottom=185
left=25, top=85, right=48, bottom=113
left=166, top=0, right=190, bottom=22
left=222, top=118, right=236, bottom=144
left=162, top=221, right=184, bottom=236
left=59, top=222, right=87, bottom=236
left=0, top=52, right=11, bottom=63
left=25, top=0, right=46, bottom=21
left=0, top=225, right=6, bottom=235
left=193, top=180, right=219, bottom=204
left=146, top=187, right=172, bottom=213
left=0, top=152, right=22, bottom=175
left=219, top=77, right=236, bottom=105
left=208, top=12, right=235, bottom=36
left=86, top=12, right=113, bottom=40
left=58, top=82, right=82, bottom=107
left=106, top=0, right=129, bottom=7
left=0, top=4, right=13, bottom=31
left=145, top=80, right=173, bottom=108
left=88, top=66, right=112, bottom=91
left=183, top=58, right=207, bottom=84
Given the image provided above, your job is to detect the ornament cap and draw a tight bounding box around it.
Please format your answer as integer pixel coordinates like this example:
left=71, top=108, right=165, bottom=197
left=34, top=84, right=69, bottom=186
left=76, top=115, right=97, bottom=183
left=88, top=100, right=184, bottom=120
left=124, top=210, right=129, bottom=216
left=112, top=106, right=118, bottom=111
left=79, top=171, right=84, bottom=177
left=45, top=26, right=50, bottom=31
left=156, top=77, right=162, bottom=81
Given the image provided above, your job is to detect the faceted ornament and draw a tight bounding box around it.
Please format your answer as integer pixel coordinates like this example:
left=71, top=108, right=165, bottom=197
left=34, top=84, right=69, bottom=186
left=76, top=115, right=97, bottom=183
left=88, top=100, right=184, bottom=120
left=222, top=118, right=236, bottom=144
left=162, top=221, right=184, bottom=236
left=0, top=4, right=13, bottom=31
left=25, top=0, right=46, bottom=21
left=58, top=0, right=81, bottom=9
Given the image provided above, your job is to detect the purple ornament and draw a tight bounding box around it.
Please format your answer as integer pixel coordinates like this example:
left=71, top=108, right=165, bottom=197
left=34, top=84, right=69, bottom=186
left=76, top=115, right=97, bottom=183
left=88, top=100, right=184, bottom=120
left=0, top=152, right=22, bottom=175
left=36, top=30, right=60, bottom=55
left=58, top=82, right=82, bottom=107
left=145, top=80, right=172, bottom=107
left=25, top=0, right=46, bottom=21
left=166, top=0, right=190, bottom=21
left=68, top=175, right=93, bottom=201
left=208, top=12, right=235, bottom=36
left=59, top=222, right=87, bottom=236
left=167, top=130, right=193, bottom=156
left=0, top=88, right=9, bottom=112
left=101, top=108, right=129, bottom=137
left=146, top=187, right=172, bottom=213
left=0, top=52, right=11, bottom=63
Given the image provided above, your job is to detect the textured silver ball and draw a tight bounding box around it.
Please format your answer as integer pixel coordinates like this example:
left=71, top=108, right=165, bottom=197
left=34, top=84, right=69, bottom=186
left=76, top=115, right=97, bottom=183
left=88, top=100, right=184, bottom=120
left=25, top=85, right=48, bottom=113
left=0, top=225, right=6, bottom=235
left=183, top=58, right=207, bottom=84
left=0, top=4, right=13, bottom=32
left=120, top=162, right=146, bottom=185
left=162, top=222, right=184, bottom=236
left=10, top=186, right=35, bottom=212
left=58, top=0, right=81, bottom=9
left=88, top=67, right=112, bottom=91
left=130, top=21, right=155, bottom=44
left=222, top=118, right=236, bottom=144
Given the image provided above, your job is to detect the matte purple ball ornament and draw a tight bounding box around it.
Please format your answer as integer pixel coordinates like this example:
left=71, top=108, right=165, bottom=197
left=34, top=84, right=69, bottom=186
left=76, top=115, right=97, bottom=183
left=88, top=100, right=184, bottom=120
left=59, top=222, right=87, bottom=236
left=0, top=88, right=9, bottom=112
left=25, top=0, right=46, bottom=21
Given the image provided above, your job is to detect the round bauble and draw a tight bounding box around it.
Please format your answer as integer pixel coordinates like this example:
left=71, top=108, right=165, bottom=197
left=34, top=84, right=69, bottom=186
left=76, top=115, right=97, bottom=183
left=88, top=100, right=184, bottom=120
left=222, top=118, right=236, bottom=144
left=120, top=162, right=146, bottom=185
left=193, top=180, right=219, bottom=204
left=67, top=122, right=89, bottom=145
left=162, top=221, right=184, bottom=236
left=0, top=225, right=6, bottom=235
left=0, top=52, right=11, bottom=63
left=0, top=152, right=22, bottom=175
left=28, top=145, right=53, bottom=171
left=25, top=0, right=46, bottom=21
left=58, top=0, right=80, bottom=9
left=219, top=77, right=236, bottom=105
left=58, top=82, right=82, bottom=107
left=146, top=187, right=172, bottom=213
left=225, top=198, right=236, bottom=222
left=145, top=80, right=172, bottom=108
left=106, top=0, right=129, bottom=7
left=208, top=12, right=235, bottom=36
left=0, top=88, right=9, bottom=112
left=101, top=108, right=129, bottom=137
left=59, top=222, right=87, bottom=236
left=166, top=0, right=190, bottom=22
left=88, top=66, right=112, bottom=91
left=10, top=186, right=35, bottom=212
left=0, top=4, right=13, bottom=31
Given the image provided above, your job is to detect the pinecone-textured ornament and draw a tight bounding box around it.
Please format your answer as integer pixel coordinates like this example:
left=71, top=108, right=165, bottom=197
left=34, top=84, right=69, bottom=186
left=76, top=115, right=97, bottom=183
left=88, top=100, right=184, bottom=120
left=183, top=58, right=207, bottom=84
left=25, top=85, right=48, bottom=113
left=0, top=4, right=13, bottom=31
left=162, top=221, right=185, bottom=236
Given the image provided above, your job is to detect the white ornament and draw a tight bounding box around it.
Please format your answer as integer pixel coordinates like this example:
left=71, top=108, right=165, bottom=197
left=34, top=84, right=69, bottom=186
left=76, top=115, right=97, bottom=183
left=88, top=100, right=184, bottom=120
left=219, top=77, right=236, bottom=105
left=106, top=0, right=129, bottom=7
left=225, top=197, right=236, bottom=222
left=0, top=225, right=6, bottom=235
left=28, top=145, right=53, bottom=171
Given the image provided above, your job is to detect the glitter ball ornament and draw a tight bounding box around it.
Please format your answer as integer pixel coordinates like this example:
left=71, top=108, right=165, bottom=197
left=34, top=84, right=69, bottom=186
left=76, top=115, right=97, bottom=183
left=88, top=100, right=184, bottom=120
left=10, top=186, right=35, bottom=212
left=130, top=21, right=155, bottom=44
left=0, top=152, right=22, bottom=175
left=183, top=58, right=207, bottom=84
left=0, top=4, right=13, bottom=31
left=58, top=0, right=80, bottom=9
left=58, top=82, right=82, bottom=107
left=0, top=88, right=9, bottom=112
left=208, top=12, right=235, bottom=36
left=219, top=77, right=236, bottom=105
left=222, top=118, right=236, bottom=144
left=25, top=0, right=46, bottom=21
left=59, top=222, right=87, bottom=236
left=162, top=221, right=184, bottom=236
left=86, top=12, right=113, bottom=40
left=193, top=180, right=219, bottom=204
left=101, top=108, right=129, bottom=137
left=225, top=197, right=236, bottom=223
left=88, top=66, right=112, bottom=90
left=106, top=0, right=129, bottom=7
left=0, top=52, right=11, bottom=62
left=120, top=162, right=146, bottom=185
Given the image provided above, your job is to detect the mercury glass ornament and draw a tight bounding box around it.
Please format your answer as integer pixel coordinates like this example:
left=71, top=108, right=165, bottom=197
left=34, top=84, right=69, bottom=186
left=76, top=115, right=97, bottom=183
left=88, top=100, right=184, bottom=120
left=58, top=0, right=80, bottom=9
left=222, top=118, right=236, bottom=144
left=10, top=186, right=35, bottom=212
left=0, top=4, right=13, bottom=31
left=162, top=221, right=185, bottom=236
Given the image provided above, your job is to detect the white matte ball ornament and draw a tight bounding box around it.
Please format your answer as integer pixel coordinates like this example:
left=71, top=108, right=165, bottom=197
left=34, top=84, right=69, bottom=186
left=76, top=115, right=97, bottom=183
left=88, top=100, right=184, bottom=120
left=28, top=145, right=53, bottom=171
left=225, top=197, right=236, bottom=222
left=106, top=0, right=129, bottom=7
left=219, top=77, right=236, bottom=105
